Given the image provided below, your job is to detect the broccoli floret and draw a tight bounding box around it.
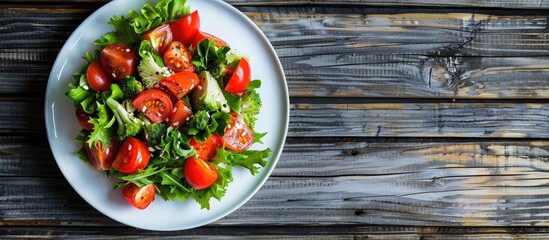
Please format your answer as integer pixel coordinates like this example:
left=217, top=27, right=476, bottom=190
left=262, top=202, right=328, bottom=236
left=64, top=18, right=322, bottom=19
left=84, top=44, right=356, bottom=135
left=121, top=77, right=143, bottom=99
left=240, top=89, right=262, bottom=128
left=139, top=114, right=168, bottom=146
left=137, top=40, right=170, bottom=89
left=106, top=97, right=143, bottom=140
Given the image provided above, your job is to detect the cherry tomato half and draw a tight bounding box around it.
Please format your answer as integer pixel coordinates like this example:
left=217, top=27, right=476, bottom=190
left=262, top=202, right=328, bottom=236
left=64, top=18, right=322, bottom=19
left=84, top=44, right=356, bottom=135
left=143, top=24, right=173, bottom=55
left=122, top=183, right=155, bottom=210
left=225, top=58, right=251, bottom=94
left=190, top=135, right=223, bottom=161
left=86, top=60, right=111, bottom=92
left=167, top=100, right=193, bottom=130
left=159, top=71, right=200, bottom=99
left=100, top=43, right=137, bottom=81
left=132, top=89, right=173, bottom=123
left=191, top=31, right=229, bottom=50
left=83, top=137, right=120, bottom=171
left=163, top=41, right=195, bottom=73
left=76, top=108, right=94, bottom=131
left=223, top=112, right=254, bottom=151
left=184, top=157, right=218, bottom=190
left=112, top=137, right=150, bottom=174
left=170, top=10, right=200, bottom=46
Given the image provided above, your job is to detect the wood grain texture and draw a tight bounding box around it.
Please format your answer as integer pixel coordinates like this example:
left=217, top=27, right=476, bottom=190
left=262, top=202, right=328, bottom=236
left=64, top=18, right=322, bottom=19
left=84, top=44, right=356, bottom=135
left=4, top=226, right=549, bottom=239
left=289, top=102, right=549, bottom=138
left=4, top=0, right=549, bottom=237
left=0, top=226, right=547, bottom=240
left=246, top=10, right=549, bottom=98
left=3, top=0, right=549, bottom=9
left=3, top=10, right=549, bottom=98
left=2, top=139, right=549, bottom=226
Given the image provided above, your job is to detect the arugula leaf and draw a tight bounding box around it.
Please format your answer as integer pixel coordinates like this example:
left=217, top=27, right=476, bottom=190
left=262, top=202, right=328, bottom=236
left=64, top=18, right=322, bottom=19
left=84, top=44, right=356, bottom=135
left=113, top=166, right=164, bottom=188
left=153, top=167, right=191, bottom=202
left=213, top=147, right=272, bottom=175
left=253, top=131, right=268, bottom=144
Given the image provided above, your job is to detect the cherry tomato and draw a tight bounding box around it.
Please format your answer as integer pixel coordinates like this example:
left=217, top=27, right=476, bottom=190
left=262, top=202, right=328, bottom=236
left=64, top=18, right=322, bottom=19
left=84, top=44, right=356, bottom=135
left=163, top=41, right=195, bottom=73
left=170, top=10, right=200, bottom=45
left=184, top=157, right=218, bottom=190
left=191, top=31, right=229, bottom=50
left=122, top=183, right=155, bottom=210
left=167, top=100, right=193, bottom=130
left=223, top=112, right=254, bottom=151
left=86, top=60, right=111, bottom=92
left=83, top=137, right=120, bottom=171
left=225, top=58, right=251, bottom=94
left=100, top=43, right=137, bottom=81
left=190, top=135, right=223, bottom=161
left=76, top=108, right=94, bottom=131
left=132, top=89, right=173, bottom=123
left=143, top=24, right=173, bottom=55
left=112, top=137, right=150, bottom=174
left=159, top=72, right=200, bottom=99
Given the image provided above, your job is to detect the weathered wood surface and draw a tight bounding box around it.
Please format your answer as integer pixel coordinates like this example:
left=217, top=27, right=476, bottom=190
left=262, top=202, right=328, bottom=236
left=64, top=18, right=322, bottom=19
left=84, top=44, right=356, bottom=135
left=3, top=137, right=549, bottom=226
left=4, top=10, right=549, bottom=98
left=5, top=0, right=549, bottom=9
left=4, top=226, right=549, bottom=240
left=3, top=0, right=549, bottom=238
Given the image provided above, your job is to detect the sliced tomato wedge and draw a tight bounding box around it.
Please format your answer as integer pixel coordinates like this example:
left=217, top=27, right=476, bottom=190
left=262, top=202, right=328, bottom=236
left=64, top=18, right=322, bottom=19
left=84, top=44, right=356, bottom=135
left=159, top=72, right=200, bottom=99
left=223, top=112, right=254, bottom=151
left=132, top=89, right=173, bottom=123
left=170, top=10, right=200, bottom=45
left=191, top=31, right=229, bottom=50
left=122, top=183, right=155, bottom=210
left=86, top=60, right=111, bottom=92
left=167, top=100, right=193, bottom=130
left=184, top=157, right=218, bottom=190
left=163, top=41, right=194, bottom=73
left=100, top=43, right=137, bottom=81
left=112, top=137, right=151, bottom=174
left=142, top=24, right=173, bottom=55
left=76, top=108, right=94, bottom=131
left=83, top=137, right=120, bottom=171
left=225, top=58, right=251, bottom=94
left=190, top=135, right=223, bottom=161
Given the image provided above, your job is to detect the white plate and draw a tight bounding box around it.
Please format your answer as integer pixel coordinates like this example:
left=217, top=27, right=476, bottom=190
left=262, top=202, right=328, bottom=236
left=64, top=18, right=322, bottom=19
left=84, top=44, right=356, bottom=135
left=45, top=0, right=288, bottom=231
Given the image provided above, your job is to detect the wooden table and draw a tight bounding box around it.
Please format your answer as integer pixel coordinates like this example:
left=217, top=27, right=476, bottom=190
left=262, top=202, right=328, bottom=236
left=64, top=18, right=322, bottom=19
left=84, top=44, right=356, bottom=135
left=3, top=0, right=549, bottom=238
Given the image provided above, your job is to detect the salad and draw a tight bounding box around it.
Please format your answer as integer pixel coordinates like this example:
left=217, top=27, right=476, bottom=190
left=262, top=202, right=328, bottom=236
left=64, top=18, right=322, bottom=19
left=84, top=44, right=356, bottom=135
left=65, top=0, right=271, bottom=210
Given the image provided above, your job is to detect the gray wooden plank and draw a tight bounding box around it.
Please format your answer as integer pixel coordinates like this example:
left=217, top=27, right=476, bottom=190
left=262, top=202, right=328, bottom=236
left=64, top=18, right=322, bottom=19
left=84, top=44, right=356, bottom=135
left=289, top=102, right=549, bottom=138
left=3, top=226, right=549, bottom=240
left=4, top=10, right=549, bottom=98
left=3, top=0, right=549, bottom=9
left=2, top=140, right=549, bottom=226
